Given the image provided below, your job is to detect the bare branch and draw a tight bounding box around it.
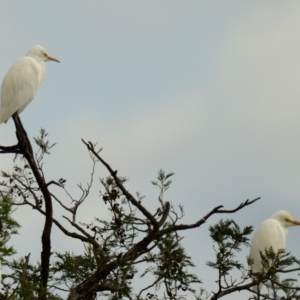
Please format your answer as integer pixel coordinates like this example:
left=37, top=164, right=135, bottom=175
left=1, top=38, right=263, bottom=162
left=138, top=277, right=162, bottom=298
left=63, top=216, right=99, bottom=243
left=0, top=116, right=54, bottom=299
left=158, top=197, right=260, bottom=237
left=82, top=139, right=158, bottom=228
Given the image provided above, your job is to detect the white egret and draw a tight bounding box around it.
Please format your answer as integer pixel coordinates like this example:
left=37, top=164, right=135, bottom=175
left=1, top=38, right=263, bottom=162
left=0, top=45, right=59, bottom=124
left=250, top=210, right=300, bottom=291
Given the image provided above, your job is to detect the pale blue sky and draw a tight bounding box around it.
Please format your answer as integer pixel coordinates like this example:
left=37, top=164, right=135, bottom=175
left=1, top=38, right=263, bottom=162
left=1, top=1, right=300, bottom=298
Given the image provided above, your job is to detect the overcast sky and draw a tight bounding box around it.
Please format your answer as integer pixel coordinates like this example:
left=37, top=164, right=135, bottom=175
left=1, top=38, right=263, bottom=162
left=1, top=1, right=300, bottom=299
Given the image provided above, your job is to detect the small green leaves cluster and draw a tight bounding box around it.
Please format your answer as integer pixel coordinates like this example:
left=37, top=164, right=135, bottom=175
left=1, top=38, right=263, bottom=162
left=207, top=219, right=252, bottom=276
left=33, top=128, right=56, bottom=155
left=142, top=232, right=201, bottom=298
left=0, top=196, right=19, bottom=275
left=1, top=163, right=42, bottom=208
left=250, top=248, right=300, bottom=299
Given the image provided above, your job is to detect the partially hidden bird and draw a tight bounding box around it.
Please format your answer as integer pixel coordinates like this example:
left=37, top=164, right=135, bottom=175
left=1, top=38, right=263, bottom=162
left=0, top=45, right=59, bottom=124
left=249, top=210, right=300, bottom=292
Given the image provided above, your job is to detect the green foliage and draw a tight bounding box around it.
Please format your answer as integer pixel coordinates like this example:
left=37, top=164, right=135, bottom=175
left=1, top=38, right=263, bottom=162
left=0, top=195, right=19, bottom=259
left=207, top=219, right=253, bottom=276
left=2, top=129, right=300, bottom=300
left=142, top=232, right=201, bottom=297
left=33, top=128, right=56, bottom=155
left=53, top=247, right=98, bottom=286
left=250, top=248, right=300, bottom=299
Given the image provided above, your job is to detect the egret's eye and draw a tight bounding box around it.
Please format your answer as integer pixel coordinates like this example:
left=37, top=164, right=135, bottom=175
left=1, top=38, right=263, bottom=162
left=43, top=53, right=47, bottom=57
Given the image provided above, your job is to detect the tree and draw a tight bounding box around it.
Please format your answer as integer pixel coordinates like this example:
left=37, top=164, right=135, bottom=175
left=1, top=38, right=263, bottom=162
left=0, top=117, right=300, bottom=300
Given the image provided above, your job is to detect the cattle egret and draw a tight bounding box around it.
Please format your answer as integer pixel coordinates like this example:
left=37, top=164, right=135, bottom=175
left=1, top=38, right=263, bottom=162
left=0, top=45, right=59, bottom=124
left=250, top=210, right=300, bottom=291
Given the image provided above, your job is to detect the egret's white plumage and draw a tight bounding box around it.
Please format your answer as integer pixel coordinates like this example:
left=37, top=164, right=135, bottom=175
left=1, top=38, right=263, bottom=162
left=0, top=45, right=59, bottom=124
left=250, top=210, right=300, bottom=291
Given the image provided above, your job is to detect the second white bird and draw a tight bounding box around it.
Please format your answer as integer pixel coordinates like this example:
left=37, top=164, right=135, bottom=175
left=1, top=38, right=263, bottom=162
left=250, top=210, right=300, bottom=291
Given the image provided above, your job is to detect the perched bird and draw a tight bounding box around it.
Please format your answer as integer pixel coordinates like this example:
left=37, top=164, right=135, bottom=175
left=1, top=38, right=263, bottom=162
left=250, top=210, right=300, bottom=291
left=0, top=45, right=59, bottom=124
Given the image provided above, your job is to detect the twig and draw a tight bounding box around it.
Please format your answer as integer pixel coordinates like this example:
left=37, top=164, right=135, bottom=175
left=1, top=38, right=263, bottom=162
left=158, top=198, right=261, bottom=237
left=82, top=139, right=158, bottom=228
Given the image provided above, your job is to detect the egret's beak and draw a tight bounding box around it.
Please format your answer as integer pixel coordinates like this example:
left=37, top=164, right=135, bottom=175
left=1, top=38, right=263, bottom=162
left=47, top=55, right=60, bottom=63
left=289, top=219, right=300, bottom=225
